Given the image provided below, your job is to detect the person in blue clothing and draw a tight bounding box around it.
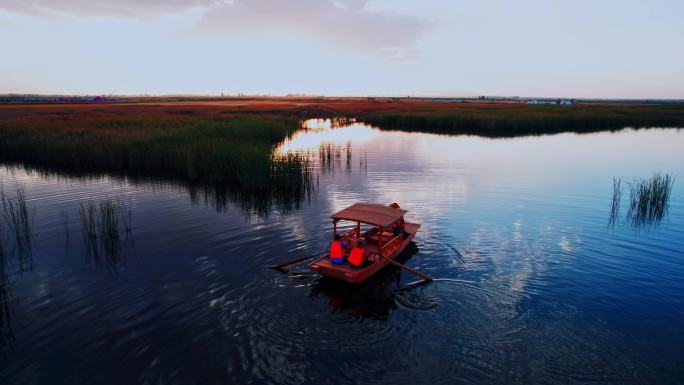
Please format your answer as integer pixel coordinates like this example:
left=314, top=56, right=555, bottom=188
left=329, top=234, right=348, bottom=264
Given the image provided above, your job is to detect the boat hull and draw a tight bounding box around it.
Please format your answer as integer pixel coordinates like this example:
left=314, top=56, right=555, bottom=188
left=309, top=223, right=420, bottom=284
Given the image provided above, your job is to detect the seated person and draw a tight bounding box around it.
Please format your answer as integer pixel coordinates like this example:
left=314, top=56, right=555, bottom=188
left=391, top=217, right=409, bottom=240
left=348, top=239, right=368, bottom=267
left=329, top=234, right=348, bottom=264
left=389, top=202, right=409, bottom=240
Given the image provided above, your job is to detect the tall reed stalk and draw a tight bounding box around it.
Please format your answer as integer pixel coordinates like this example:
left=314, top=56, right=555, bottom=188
left=626, top=173, right=674, bottom=228
left=610, top=173, right=674, bottom=228
left=1, top=188, right=33, bottom=271
left=609, top=178, right=623, bottom=226
left=79, top=197, right=133, bottom=272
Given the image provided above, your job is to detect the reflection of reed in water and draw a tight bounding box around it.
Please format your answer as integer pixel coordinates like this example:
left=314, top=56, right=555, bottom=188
left=79, top=198, right=134, bottom=273
left=1, top=187, right=33, bottom=272
left=609, top=173, right=674, bottom=229
left=0, top=187, right=33, bottom=350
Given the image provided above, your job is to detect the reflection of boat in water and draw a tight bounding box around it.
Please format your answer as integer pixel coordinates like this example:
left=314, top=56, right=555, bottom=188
left=309, top=203, right=421, bottom=284
left=310, top=243, right=418, bottom=320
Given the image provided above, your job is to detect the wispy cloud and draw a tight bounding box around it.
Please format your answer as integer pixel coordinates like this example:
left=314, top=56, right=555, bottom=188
left=198, top=0, right=431, bottom=56
left=0, top=0, right=217, bottom=18
left=0, top=0, right=431, bottom=56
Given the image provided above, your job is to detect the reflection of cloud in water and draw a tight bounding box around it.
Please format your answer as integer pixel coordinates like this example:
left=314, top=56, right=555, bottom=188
left=559, top=236, right=573, bottom=252
left=275, top=120, right=380, bottom=155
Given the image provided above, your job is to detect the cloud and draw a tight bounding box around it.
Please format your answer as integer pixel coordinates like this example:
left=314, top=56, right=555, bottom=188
left=198, top=0, right=431, bottom=56
left=0, top=0, right=431, bottom=56
left=0, top=0, right=219, bottom=18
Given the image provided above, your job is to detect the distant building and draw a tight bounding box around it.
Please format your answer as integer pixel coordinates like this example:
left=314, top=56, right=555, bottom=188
left=526, top=99, right=575, bottom=105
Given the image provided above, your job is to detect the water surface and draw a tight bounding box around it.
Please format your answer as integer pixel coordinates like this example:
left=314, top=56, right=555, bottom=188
left=1, top=120, right=683, bottom=384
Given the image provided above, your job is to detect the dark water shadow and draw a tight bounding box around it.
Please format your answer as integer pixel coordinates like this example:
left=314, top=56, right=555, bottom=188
left=309, top=243, right=420, bottom=320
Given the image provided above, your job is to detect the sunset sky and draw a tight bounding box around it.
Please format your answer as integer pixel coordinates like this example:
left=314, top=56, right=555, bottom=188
left=1, top=0, right=682, bottom=98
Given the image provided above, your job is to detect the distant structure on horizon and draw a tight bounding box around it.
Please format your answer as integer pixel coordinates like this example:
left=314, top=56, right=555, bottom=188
left=527, top=98, right=575, bottom=106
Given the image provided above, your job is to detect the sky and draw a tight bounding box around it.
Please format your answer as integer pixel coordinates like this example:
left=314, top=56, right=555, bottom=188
left=0, top=0, right=683, bottom=98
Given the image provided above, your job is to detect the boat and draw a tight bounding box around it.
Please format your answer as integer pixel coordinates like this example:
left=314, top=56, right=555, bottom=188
left=308, top=203, right=421, bottom=284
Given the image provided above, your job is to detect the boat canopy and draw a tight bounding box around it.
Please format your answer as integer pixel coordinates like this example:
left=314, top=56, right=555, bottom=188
left=331, top=203, right=407, bottom=228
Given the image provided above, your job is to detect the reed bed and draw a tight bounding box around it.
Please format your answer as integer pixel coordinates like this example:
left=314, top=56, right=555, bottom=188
left=1, top=188, right=33, bottom=270
left=362, top=104, right=684, bottom=138
left=79, top=198, right=133, bottom=272
left=610, top=173, right=674, bottom=228
left=609, top=178, right=623, bottom=226
left=0, top=108, right=314, bottom=214
left=626, top=173, right=674, bottom=227
left=318, top=143, right=343, bottom=174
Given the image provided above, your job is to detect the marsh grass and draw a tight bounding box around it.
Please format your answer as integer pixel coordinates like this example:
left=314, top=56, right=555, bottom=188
left=318, top=143, right=343, bottom=173
left=0, top=110, right=314, bottom=214
left=1, top=188, right=33, bottom=271
left=0, top=187, right=31, bottom=348
left=610, top=173, right=675, bottom=229
left=609, top=178, right=623, bottom=226
left=626, top=173, right=674, bottom=228
left=363, top=104, right=684, bottom=138
left=79, top=198, right=133, bottom=272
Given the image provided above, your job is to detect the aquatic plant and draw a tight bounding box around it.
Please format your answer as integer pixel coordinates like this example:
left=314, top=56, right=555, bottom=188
left=610, top=173, right=675, bottom=229
left=1, top=188, right=33, bottom=271
left=79, top=202, right=99, bottom=262
left=79, top=198, right=134, bottom=272
left=626, top=173, right=674, bottom=228
left=609, top=178, right=623, bottom=226
left=318, top=143, right=343, bottom=174
left=98, top=200, right=120, bottom=259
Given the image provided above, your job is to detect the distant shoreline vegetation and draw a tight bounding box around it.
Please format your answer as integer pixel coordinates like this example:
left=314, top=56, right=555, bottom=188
left=360, top=104, right=684, bottom=138
left=1, top=102, right=683, bottom=213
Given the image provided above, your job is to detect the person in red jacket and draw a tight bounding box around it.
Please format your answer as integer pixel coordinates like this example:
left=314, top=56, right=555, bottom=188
left=329, top=234, right=347, bottom=264
left=347, top=239, right=367, bottom=267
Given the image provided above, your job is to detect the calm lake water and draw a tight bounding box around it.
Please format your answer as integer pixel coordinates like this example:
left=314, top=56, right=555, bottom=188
left=1, top=120, right=683, bottom=384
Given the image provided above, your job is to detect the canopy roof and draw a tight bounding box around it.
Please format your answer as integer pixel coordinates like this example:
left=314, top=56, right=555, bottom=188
left=331, top=203, right=407, bottom=228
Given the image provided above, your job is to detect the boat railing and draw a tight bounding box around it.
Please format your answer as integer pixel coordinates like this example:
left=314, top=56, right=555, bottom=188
left=340, top=227, right=360, bottom=245
left=381, top=234, right=403, bottom=257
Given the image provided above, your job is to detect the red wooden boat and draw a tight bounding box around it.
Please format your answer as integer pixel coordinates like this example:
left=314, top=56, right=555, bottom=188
left=309, top=203, right=420, bottom=284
